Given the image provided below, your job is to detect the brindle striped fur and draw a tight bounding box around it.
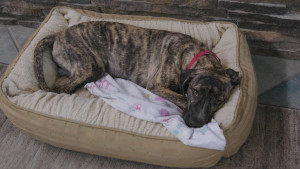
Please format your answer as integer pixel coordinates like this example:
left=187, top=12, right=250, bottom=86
left=34, top=21, right=239, bottom=128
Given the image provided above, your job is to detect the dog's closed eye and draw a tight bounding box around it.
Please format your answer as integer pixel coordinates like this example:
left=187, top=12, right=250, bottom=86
left=192, top=89, right=199, bottom=96
left=214, top=98, right=223, bottom=105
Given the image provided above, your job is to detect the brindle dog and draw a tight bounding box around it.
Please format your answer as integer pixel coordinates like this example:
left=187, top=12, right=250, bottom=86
left=34, top=21, right=239, bottom=128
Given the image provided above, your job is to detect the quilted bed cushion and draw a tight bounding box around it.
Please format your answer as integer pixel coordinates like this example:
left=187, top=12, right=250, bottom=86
left=2, top=8, right=240, bottom=135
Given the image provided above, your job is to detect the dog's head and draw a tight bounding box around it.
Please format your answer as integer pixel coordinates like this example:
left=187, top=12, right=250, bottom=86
left=180, top=68, right=240, bottom=128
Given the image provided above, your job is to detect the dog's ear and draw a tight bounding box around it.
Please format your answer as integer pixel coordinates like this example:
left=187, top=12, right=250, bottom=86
left=180, top=69, right=195, bottom=95
left=225, top=68, right=240, bottom=85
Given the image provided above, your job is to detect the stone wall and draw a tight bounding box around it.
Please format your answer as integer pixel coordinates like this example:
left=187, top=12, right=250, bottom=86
left=0, top=0, right=299, bottom=59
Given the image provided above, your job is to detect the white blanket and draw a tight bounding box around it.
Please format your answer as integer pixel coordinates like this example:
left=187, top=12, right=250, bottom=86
left=85, top=74, right=226, bottom=150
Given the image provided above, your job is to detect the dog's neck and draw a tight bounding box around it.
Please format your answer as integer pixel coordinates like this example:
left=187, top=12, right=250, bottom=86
left=185, top=51, right=222, bottom=70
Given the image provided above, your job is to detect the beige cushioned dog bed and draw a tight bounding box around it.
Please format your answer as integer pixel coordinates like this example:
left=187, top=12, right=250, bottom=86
left=0, top=7, right=257, bottom=168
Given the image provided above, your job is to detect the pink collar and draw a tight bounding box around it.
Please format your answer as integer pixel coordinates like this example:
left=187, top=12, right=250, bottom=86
left=186, top=50, right=221, bottom=70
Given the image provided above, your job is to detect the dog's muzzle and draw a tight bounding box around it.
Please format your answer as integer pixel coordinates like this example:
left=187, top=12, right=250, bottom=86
left=183, top=98, right=212, bottom=128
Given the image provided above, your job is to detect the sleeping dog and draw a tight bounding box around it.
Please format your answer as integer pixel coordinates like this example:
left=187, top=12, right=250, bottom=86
left=34, top=21, right=239, bottom=128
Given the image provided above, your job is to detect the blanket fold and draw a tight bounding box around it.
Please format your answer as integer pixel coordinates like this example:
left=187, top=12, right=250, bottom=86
left=85, top=73, right=226, bottom=150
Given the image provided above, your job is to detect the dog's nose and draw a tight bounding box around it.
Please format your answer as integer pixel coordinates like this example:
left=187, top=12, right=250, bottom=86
left=186, top=120, right=205, bottom=128
left=184, top=117, right=205, bottom=128
left=186, top=120, right=196, bottom=128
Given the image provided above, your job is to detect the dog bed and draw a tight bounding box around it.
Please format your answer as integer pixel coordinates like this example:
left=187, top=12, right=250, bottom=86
left=0, top=6, right=257, bottom=168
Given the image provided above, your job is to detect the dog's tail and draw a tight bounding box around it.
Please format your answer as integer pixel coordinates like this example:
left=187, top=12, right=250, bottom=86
left=33, top=34, right=56, bottom=92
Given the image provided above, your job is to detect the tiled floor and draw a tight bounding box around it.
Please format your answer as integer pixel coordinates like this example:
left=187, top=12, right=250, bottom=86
left=0, top=25, right=35, bottom=63
left=0, top=24, right=299, bottom=109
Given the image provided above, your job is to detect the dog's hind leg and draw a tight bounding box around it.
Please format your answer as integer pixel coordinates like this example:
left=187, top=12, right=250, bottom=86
left=52, top=77, right=75, bottom=93
left=52, top=65, right=104, bottom=94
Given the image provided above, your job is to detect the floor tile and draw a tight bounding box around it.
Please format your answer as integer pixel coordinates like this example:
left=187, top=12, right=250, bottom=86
left=258, top=73, right=300, bottom=109
left=252, top=55, right=300, bottom=95
left=7, top=25, right=36, bottom=51
left=0, top=25, right=18, bottom=64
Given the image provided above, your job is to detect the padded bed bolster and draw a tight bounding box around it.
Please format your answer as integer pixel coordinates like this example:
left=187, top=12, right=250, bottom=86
left=0, top=6, right=257, bottom=168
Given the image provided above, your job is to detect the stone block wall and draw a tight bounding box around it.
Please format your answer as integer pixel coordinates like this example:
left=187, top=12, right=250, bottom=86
left=0, top=0, right=299, bottom=59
